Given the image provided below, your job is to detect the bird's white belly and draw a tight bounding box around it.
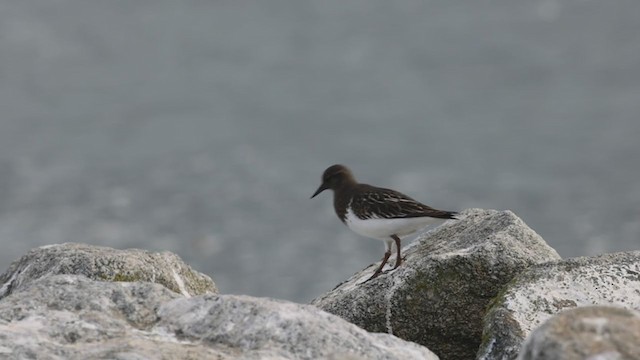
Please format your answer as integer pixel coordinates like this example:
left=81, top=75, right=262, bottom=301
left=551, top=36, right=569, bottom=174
left=344, top=208, right=445, bottom=241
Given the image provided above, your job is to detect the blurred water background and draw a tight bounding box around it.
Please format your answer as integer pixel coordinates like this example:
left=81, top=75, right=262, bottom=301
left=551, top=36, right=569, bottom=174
left=0, top=0, right=639, bottom=302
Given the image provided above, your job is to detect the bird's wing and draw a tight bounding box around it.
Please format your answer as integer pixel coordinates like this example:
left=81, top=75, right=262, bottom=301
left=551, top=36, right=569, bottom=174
left=353, top=185, right=457, bottom=220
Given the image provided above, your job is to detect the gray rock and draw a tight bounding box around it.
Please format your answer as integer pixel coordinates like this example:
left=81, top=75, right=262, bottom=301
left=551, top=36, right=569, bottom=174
left=0, top=275, right=227, bottom=360
left=0, top=243, right=217, bottom=298
left=311, top=208, right=560, bottom=360
left=158, top=293, right=439, bottom=360
left=479, top=251, right=640, bottom=360
left=0, top=274, right=438, bottom=359
left=517, top=306, right=640, bottom=360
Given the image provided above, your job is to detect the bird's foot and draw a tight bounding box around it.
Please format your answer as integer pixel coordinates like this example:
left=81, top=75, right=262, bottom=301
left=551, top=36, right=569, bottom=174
left=364, top=269, right=383, bottom=282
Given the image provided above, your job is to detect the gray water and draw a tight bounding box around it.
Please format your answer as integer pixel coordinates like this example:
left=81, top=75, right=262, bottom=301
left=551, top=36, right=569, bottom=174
left=1, top=0, right=639, bottom=302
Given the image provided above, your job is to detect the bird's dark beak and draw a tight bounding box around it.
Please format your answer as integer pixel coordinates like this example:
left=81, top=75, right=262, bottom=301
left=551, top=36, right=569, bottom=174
left=310, top=183, right=329, bottom=199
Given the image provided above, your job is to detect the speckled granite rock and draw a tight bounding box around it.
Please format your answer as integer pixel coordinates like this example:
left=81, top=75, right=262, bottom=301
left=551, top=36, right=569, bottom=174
left=479, top=251, right=640, bottom=360
left=0, top=243, right=217, bottom=298
left=517, top=306, right=640, bottom=360
left=0, top=275, right=438, bottom=360
left=312, top=208, right=560, bottom=360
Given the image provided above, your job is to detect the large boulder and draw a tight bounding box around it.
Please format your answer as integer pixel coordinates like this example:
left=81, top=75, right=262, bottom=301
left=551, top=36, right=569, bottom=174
left=312, top=208, right=560, bottom=360
left=0, top=275, right=214, bottom=359
left=0, top=242, right=217, bottom=298
left=0, top=274, right=439, bottom=359
left=518, top=306, right=640, bottom=360
left=159, top=293, right=439, bottom=360
left=479, top=251, right=640, bottom=360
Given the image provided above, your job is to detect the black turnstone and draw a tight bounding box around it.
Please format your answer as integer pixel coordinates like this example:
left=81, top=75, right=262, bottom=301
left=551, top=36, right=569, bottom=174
left=311, top=164, right=457, bottom=280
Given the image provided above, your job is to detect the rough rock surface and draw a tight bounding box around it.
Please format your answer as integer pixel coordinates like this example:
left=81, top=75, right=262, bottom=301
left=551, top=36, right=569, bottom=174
left=0, top=275, right=213, bottom=360
left=159, top=293, right=439, bottom=360
left=0, top=242, right=217, bottom=298
left=0, top=274, right=439, bottom=360
left=311, top=208, right=561, bottom=360
left=518, top=306, right=640, bottom=360
left=479, top=251, right=640, bottom=360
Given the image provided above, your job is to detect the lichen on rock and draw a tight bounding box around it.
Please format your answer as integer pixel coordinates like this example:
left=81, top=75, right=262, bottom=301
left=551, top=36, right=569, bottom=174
left=479, top=251, right=640, bottom=360
left=312, top=208, right=560, bottom=360
left=0, top=242, right=217, bottom=299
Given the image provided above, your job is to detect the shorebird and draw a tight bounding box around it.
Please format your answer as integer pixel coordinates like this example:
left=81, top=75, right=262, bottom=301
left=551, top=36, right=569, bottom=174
left=311, top=164, right=457, bottom=280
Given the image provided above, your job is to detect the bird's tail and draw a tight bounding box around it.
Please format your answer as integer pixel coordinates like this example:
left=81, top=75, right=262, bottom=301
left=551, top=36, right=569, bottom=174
left=429, top=209, right=458, bottom=219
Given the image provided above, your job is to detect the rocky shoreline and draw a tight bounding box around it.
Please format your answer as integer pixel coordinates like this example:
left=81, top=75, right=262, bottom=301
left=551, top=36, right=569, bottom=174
left=0, top=209, right=638, bottom=359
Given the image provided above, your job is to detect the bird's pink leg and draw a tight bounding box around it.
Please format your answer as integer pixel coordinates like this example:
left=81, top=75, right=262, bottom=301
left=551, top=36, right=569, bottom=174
left=367, top=249, right=391, bottom=280
left=391, top=234, right=402, bottom=269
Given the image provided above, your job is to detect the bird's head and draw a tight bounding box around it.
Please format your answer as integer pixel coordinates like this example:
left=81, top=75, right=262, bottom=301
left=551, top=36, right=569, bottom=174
left=311, top=164, right=356, bottom=198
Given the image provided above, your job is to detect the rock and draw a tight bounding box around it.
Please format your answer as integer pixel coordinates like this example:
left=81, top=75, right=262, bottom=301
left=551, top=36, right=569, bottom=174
left=479, top=251, right=640, bottom=360
left=311, top=208, right=561, bottom=360
left=0, top=275, right=230, bottom=360
left=517, top=306, right=640, bottom=360
left=158, top=293, right=439, bottom=360
left=0, top=274, right=438, bottom=359
left=0, top=243, right=217, bottom=298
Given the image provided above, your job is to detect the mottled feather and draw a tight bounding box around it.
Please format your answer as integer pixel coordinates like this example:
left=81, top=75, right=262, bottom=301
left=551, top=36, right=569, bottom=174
left=336, top=184, right=457, bottom=222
